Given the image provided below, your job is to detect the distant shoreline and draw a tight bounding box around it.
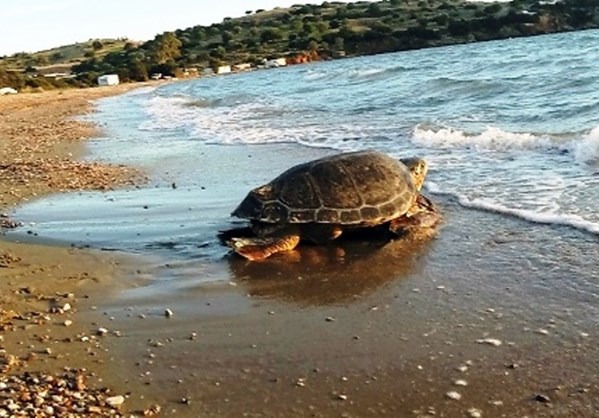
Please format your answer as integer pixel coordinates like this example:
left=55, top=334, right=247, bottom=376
left=2, top=0, right=597, bottom=91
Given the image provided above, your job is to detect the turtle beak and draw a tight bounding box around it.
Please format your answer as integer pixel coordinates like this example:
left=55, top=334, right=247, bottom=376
left=400, top=157, right=428, bottom=191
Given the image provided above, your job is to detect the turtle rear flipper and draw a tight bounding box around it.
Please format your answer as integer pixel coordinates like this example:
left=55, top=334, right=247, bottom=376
left=228, top=235, right=301, bottom=261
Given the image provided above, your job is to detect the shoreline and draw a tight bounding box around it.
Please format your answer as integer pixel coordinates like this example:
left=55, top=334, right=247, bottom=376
left=0, top=85, right=157, bottom=416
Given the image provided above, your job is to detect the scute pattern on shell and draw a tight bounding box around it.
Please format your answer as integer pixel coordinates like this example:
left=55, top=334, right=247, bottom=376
left=232, top=150, right=418, bottom=225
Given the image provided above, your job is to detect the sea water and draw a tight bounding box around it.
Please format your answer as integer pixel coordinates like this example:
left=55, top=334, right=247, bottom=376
left=8, top=29, right=599, bottom=268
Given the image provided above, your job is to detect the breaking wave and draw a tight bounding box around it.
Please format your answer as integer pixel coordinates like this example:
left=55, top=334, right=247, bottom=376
left=414, top=124, right=599, bottom=165
left=412, top=125, right=555, bottom=151
left=427, top=182, right=599, bottom=236
left=573, top=125, right=599, bottom=164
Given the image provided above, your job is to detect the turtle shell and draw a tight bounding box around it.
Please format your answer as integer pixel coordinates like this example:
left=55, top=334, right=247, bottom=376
left=232, top=150, right=419, bottom=225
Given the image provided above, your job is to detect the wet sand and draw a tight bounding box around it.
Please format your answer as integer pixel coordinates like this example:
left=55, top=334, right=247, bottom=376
left=2, top=87, right=599, bottom=417
left=84, top=164, right=599, bottom=417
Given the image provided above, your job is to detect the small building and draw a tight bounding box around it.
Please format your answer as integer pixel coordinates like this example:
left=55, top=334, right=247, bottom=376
left=97, top=74, right=120, bottom=86
left=232, top=63, right=252, bottom=72
left=264, top=58, right=287, bottom=68
left=0, top=87, right=18, bottom=95
left=182, top=67, right=199, bottom=77
left=216, top=65, right=232, bottom=75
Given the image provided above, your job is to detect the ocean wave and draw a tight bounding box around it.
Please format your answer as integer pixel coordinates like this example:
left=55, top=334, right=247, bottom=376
left=139, top=96, right=195, bottom=131
left=427, top=182, right=599, bottom=235
left=347, top=65, right=406, bottom=81
left=413, top=124, right=599, bottom=166
left=412, top=125, right=554, bottom=151
left=573, top=125, right=599, bottom=164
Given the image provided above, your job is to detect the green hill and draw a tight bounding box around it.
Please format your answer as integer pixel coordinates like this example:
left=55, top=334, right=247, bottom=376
left=1, top=38, right=131, bottom=70
left=1, top=0, right=598, bottom=90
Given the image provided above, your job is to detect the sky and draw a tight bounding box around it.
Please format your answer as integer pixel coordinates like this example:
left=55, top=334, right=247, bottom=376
left=0, top=0, right=363, bottom=56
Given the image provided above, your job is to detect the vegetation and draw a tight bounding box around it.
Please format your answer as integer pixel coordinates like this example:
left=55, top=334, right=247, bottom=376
left=0, top=38, right=134, bottom=91
left=1, top=0, right=598, bottom=90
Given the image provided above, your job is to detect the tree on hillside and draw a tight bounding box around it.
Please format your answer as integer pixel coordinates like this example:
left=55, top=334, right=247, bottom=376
left=50, top=52, right=64, bottom=63
left=150, top=32, right=182, bottom=64
left=260, top=28, right=284, bottom=43
left=92, top=40, right=104, bottom=50
left=128, top=58, right=148, bottom=81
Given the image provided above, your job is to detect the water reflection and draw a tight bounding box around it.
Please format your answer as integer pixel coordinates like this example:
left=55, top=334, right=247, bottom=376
left=226, top=229, right=438, bottom=306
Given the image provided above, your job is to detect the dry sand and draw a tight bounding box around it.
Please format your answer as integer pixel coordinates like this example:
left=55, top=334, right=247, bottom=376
left=0, top=86, right=156, bottom=416
left=1, top=85, right=598, bottom=418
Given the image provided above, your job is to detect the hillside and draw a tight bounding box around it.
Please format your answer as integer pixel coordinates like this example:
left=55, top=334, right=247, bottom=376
left=1, top=0, right=598, bottom=90
left=1, top=39, right=132, bottom=70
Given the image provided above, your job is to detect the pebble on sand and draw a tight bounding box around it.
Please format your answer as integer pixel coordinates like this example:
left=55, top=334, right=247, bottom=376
left=467, top=407, right=483, bottom=417
left=445, top=391, right=462, bottom=400
left=476, top=338, right=502, bottom=347
left=105, top=395, right=125, bottom=407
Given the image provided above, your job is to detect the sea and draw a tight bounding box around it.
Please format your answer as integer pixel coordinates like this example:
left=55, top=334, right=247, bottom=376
left=8, top=29, right=599, bottom=281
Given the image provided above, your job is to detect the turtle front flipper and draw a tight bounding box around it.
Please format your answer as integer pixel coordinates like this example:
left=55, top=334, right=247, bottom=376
left=228, top=235, right=301, bottom=261
left=389, top=194, right=441, bottom=234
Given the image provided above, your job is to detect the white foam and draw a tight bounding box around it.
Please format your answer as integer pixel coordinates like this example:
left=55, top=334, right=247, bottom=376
left=574, top=125, right=599, bottom=164
left=427, top=182, right=599, bottom=235
left=139, top=96, right=196, bottom=131
left=348, top=68, right=386, bottom=79
left=304, top=70, right=329, bottom=81
left=413, top=125, right=554, bottom=151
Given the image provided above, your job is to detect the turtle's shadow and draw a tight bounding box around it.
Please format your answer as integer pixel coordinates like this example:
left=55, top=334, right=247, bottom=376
left=221, top=225, right=438, bottom=306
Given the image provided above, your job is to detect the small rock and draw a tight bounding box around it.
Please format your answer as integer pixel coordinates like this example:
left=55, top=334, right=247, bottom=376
left=535, top=394, right=551, bottom=403
left=454, top=379, right=468, bottom=387
left=96, top=327, right=108, bottom=336
left=467, top=407, right=483, bottom=417
left=144, top=404, right=162, bottom=415
left=476, top=338, right=502, bottom=347
left=165, top=309, right=174, bottom=317
left=336, top=394, right=348, bottom=401
left=445, top=391, right=462, bottom=400
left=106, top=395, right=125, bottom=407
left=325, top=316, right=336, bottom=322
left=63, top=319, right=73, bottom=327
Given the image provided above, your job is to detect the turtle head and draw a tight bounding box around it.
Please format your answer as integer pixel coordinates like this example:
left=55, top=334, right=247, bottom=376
left=232, top=184, right=275, bottom=220
left=400, top=157, right=428, bottom=191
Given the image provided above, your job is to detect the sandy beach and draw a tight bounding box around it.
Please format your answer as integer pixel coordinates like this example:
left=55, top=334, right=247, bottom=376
left=0, top=86, right=151, bottom=416
left=2, top=86, right=599, bottom=418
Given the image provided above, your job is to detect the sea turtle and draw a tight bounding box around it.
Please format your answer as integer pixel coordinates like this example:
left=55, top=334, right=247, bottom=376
left=227, top=150, right=440, bottom=260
